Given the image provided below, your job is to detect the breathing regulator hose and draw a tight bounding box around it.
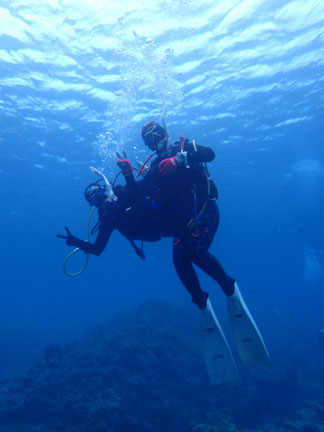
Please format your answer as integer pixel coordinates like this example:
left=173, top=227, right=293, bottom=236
left=63, top=207, right=96, bottom=277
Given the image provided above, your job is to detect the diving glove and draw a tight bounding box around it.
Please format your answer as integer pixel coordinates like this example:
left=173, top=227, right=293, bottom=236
left=116, top=151, right=133, bottom=177
left=158, top=152, right=184, bottom=175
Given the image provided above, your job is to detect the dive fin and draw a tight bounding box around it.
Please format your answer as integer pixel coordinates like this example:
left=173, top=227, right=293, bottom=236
left=227, top=283, right=270, bottom=366
left=200, top=299, right=239, bottom=385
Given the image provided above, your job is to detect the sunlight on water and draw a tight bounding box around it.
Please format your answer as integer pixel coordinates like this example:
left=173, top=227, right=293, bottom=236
left=1, top=0, right=323, bottom=168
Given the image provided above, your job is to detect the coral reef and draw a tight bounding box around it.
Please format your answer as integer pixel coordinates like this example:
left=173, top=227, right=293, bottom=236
left=0, top=300, right=323, bottom=432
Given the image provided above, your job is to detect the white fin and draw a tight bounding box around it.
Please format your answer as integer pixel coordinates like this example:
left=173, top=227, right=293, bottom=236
left=200, top=299, right=239, bottom=385
left=227, top=283, right=270, bottom=365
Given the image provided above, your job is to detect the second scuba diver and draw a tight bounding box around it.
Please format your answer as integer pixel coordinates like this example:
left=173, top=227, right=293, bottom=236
left=57, top=166, right=172, bottom=258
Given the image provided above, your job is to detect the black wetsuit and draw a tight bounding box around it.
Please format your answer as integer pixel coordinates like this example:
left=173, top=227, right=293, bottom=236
left=138, top=140, right=235, bottom=308
left=71, top=184, right=173, bottom=256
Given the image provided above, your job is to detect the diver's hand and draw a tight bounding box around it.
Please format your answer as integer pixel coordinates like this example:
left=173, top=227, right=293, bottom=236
left=57, top=227, right=83, bottom=248
left=158, top=153, right=184, bottom=175
left=116, top=151, right=133, bottom=177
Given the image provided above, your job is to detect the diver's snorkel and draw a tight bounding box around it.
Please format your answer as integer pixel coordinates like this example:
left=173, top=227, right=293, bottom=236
left=162, top=111, right=171, bottom=148
left=90, top=166, right=118, bottom=203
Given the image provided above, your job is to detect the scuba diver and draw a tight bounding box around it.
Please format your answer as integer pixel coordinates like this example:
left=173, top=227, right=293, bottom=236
left=58, top=123, right=270, bottom=385
left=129, top=121, right=270, bottom=383
left=138, top=121, right=233, bottom=310
left=57, top=166, right=173, bottom=259
left=114, top=125, right=237, bottom=311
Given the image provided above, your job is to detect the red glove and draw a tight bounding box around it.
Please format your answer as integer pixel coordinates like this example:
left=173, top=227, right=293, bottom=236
left=116, top=151, right=133, bottom=177
left=158, top=153, right=183, bottom=176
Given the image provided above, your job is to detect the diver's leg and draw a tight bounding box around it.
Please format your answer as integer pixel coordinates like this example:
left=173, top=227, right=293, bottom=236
left=189, top=231, right=270, bottom=367
left=173, top=237, right=239, bottom=383
left=172, top=237, right=208, bottom=309
left=192, top=250, right=235, bottom=296
left=187, top=206, right=235, bottom=296
left=187, top=203, right=269, bottom=366
left=175, top=233, right=240, bottom=383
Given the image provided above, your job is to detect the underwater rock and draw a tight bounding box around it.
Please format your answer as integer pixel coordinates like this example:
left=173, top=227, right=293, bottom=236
left=0, top=300, right=323, bottom=432
left=44, top=344, right=63, bottom=369
left=0, top=301, right=207, bottom=432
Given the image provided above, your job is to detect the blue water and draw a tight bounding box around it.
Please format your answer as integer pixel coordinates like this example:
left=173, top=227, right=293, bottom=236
left=0, top=0, right=324, bottom=428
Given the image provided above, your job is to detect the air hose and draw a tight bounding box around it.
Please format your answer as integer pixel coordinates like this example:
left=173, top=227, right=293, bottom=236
left=63, top=207, right=96, bottom=277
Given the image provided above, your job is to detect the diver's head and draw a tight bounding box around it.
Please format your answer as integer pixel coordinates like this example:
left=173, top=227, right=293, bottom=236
left=141, top=121, right=169, bottom=154
left=84, top=183, right=109, bottom=207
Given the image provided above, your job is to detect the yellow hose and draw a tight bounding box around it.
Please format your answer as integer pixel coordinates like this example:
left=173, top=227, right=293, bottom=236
left=63, top=207, right=96, bottom=277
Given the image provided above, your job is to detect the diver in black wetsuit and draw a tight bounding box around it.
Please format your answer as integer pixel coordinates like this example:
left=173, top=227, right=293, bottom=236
left=57, top=166, right=174, bottom=258
left=134, top=121, right=236, bottom=309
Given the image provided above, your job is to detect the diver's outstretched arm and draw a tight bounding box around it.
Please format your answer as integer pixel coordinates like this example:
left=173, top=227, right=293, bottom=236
left=57, top=222, right=114, bottom=256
